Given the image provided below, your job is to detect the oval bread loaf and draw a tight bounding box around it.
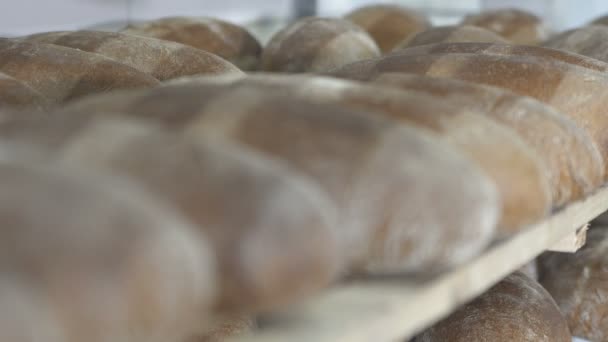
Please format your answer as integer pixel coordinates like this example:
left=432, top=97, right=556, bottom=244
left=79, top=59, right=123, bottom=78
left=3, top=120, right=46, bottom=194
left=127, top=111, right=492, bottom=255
left=0, top=158, right=216, bottom=342
left=344, top=4, right=430, bottom=53
left=543, top=25, right=608, bottom=64
left=0, top=113, right=340, bottom=314
left=414, top=271, right=571, bottom=341
left=62, top=84, right=500, bottom=274
left=163, top=74, right=549, bottom=233
left=365, top=73, right=603, bottom=206
left=0, top=38, right=159, bottom=103
left=396, top=25, right=508, bottom=49
left=538, top=227, right=608, bottom=341
left=261, top=17, right=381, bottom=73
left=21, top=31, right=243, bottom=81
left=462, top=8, right=550, bottom=44
left=123, top=17, right=262, bottom=71
left=329, top=43, right=608, bottom=179
left=0, top=72, right=50, bottom=110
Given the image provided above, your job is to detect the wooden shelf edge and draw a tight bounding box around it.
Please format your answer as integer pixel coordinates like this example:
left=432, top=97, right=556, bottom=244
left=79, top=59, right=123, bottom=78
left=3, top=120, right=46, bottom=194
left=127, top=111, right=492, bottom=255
left=236, top=186, right=608, bottom=342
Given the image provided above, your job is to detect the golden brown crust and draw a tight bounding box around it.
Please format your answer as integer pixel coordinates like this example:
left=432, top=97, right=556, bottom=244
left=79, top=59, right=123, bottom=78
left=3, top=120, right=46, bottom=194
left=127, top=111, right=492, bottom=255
left=21, top=30, right=243, bottom=80
left=414, top=271, right=571, bottom=341
left=123, top=17, right=262, bottom=70
left=543, top=25, right=608, bottom=64
left=0, top=72, right=50, bottom=110
left=0, top=38, right=159, bottom=104
left=0, top=158, right=216, bottom=342
left=261, top=17, right=380, bottom=73
left=462, top=8, right=550, bottom=45
left=396, top=25, right=508, bottom=49
left=63, top=82, right=500, bottom=274
left=345, top=4, right=430, bottom=53
left=0, top=112, right=340, bottom=314
left=538, top=227, right=608, bottom=341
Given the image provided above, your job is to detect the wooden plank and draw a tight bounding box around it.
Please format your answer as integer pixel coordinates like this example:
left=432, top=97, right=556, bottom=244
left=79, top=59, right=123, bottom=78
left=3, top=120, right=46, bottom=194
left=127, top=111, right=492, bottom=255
left=237, top=186, right=608, bottom=342
left=548, top=223, right=588, bottom=253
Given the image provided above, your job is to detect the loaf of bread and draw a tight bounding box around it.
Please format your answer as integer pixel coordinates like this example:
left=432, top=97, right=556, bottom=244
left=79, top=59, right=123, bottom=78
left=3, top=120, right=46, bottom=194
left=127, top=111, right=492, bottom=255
left=462, top=8, right=550, bottom=45
left=21, top=30, right=243, bottom=81
left=538, top=227, right=608, bottom=341
left=0, top=113, right=339, bottom=313
left=344, top=4, right=430, bottom=53
left=543, top=25, right=608, bottom=63
left=123, top=17, right=262, bottom=70
left=396, top=25, right=508, bottom=49
left=62, top=83, right=500, bottom=274
left=0, top=38, right=159, bottom=103
left=152, top=74, right=549, bottom=232
left=365, top=73, right=603, bottom=206
left=260, top=17, right=381, bottom=73
left=0, top=72, right=50, bottom=110
left=329, top=43, right=608, bottom=179
left=0, top=157, right=216, bottom=342
left=414, top=271, right=571, bottom=342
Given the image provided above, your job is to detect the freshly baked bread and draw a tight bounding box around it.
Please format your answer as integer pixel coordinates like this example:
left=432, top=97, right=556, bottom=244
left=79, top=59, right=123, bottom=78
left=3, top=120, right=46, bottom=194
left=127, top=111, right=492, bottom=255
left=0, top=113, right=340, bottom=314
left=123, top=17, right=262, bottom=71
left=152, top=74, right=549, bottom=232
left=396, top=25, right=508, bottom=49
left=414, top=271, right=571, bottom=342
left=0, top=158, right=216, bottom=342
left=538, top=227, right=608, bottom=341
left=260, top=17, right=380, bottom=73
left=329, top=43, right=608, bottom=178
left=62, top=84, right=500, bottom=274
left=462, top=8, right=550, bottom=45
left=21, top=30, right=243, bottom=80
left=0, top=38, right=159, bottom=103
left=543, top=25, right=608, bottom=63
left=365, top=73, right=603, bottom=206
left=344, top=4, right=430, bottom=53
left=0, top=72, right=50, bottom=110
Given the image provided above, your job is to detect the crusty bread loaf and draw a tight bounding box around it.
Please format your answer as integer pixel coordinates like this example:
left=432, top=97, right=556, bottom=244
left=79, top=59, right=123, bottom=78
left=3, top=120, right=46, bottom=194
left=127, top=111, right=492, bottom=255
left=261, top=17, right=380, bottom=73
left=186, top=315, right=255, bottom=342
left=0, top=113, right=339, bottom=314
left=329, top=43, right=608, bottom=179
left=414, top=271, right=571, bottom=342
left=0, top=38, right=159, bottom=103
left=365, top=73, right=603, bottom=206
left=462, top=8, right=550, bottom=45
left=543, top=25, right=608, bottom=64
left=123, top=17, right=262, bottom=71
left=21, top=30, right=243, bottom=81
left=344, top=4, right=430, bottom=53
left=538, top=227, right=608, bottom=341
left=149, top=74, right=549, bottom=232
left=0, top=72, right=50, bottom=110
left=0, top=158, right=216, bottom=342
left=396, top=25, right=508, bottom=49
left=62, top=84, right=500, bottom=274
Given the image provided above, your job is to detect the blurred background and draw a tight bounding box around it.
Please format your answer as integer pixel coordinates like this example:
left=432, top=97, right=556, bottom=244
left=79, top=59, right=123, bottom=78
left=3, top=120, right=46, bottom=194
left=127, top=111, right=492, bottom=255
left=3, top=0, right=608, bottom=39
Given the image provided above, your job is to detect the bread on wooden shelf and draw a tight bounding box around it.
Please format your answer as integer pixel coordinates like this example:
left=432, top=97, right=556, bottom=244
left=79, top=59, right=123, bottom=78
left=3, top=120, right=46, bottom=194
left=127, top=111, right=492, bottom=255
left=538, top=227, right=608, bottom=341
left=543, top=25, right=608, bottom=64
left=260, top=17, right=381, bottom=73
left=328, top=43, right=608, bottom=179
left=0, top=113, right=340, bottom=314
left=21, top=30, right=243, bottom=81
left=61, top=84, right=500, bottom=275
left=362, top=73, right=603, bottom=206
left=0, top=72, right=50, bottom=110
left=0, top=38, right=159, bottom=104
left=462, top=8, right=550, bottom=45
left=123, top=17, right=262, bottom=71
left=413, top=271, right=571, bottom=342
left=395, top=25, right=508, bottom=49
left=344, top=4, right=430, bottom=53
left=0, top=157, right=216, bottom=342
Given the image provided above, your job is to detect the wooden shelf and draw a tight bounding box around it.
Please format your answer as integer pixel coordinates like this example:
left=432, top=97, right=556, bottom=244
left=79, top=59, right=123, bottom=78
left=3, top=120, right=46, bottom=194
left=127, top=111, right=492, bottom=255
left=237, top=186, right=608, bottom=342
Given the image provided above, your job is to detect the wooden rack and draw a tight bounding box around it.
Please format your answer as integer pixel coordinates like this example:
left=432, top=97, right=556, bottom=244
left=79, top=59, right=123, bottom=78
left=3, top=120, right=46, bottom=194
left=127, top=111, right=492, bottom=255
left=237, top=186, right=608, bottom=342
